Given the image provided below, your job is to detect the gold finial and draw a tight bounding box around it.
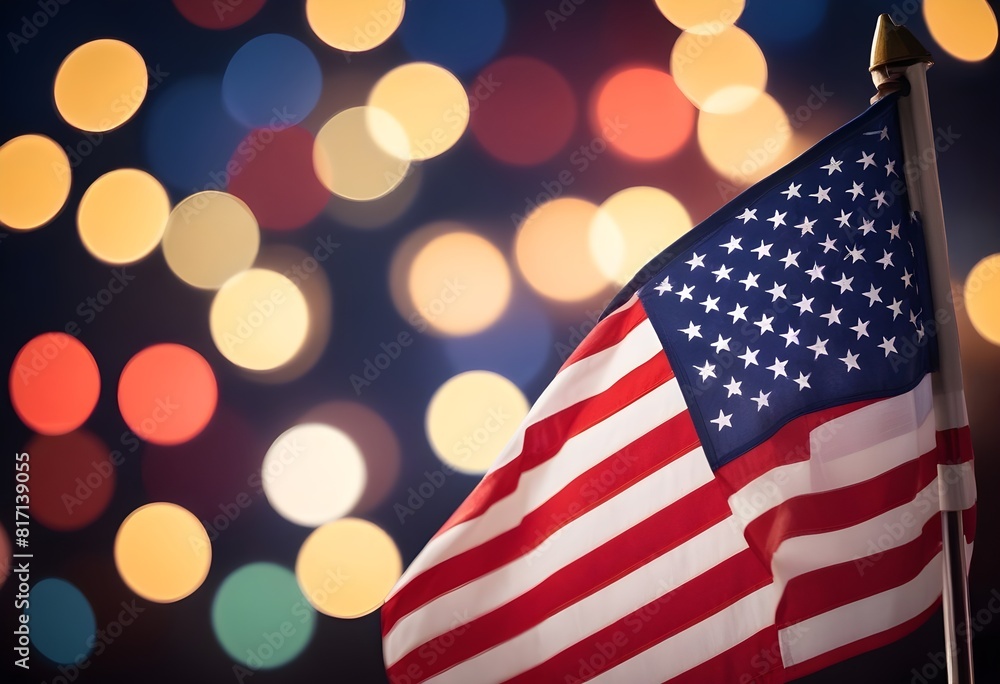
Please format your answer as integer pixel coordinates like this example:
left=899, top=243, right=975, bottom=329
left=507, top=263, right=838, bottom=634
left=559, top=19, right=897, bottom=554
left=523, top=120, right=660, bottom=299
left=869, top=14, right=933, bottom=102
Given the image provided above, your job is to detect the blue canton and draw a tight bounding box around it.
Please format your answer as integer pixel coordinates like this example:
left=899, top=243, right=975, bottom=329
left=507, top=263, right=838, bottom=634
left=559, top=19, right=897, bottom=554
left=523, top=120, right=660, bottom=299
left=638, top=97, right=937, bottom=470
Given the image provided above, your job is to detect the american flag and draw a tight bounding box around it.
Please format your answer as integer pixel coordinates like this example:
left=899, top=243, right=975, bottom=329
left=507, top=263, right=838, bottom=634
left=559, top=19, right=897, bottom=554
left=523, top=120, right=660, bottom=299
left=381, top=95, right=976, bottom=682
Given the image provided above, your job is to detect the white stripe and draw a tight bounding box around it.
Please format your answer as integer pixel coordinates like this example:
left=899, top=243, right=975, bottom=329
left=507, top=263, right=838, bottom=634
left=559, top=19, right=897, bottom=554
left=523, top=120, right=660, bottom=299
left=779, top=551, right=942, bottom=667
left=384, top=444, right=712, bottom=665
left=423, top=519, right=750, bottom=684
left=389, top=373, right=683, bottom=602
left=729, top=376, right=935, bottom=528
left=591, top=586, right=777, bottom=683
left=938, top=462, right=976, bottom=511
left=932, top=386, right=969, bottom=431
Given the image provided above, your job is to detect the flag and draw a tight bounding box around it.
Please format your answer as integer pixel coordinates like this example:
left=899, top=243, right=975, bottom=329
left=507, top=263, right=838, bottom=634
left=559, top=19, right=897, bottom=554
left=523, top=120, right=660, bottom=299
left=381, top=94, right=976, bottom=683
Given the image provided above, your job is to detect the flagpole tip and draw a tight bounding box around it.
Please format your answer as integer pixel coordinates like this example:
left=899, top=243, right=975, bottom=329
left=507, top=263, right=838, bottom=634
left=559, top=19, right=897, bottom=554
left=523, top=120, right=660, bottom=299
left=870, top=14, right=933, bottom=101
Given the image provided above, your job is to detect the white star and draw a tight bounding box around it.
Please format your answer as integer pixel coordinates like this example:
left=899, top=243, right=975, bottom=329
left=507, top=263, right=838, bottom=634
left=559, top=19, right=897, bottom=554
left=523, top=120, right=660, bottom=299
left=821, top=305, right=842, bottom=325
left=845, top=245, right=866, bottom=263
left=710, top=409, right=733, bottom=431
left=767, top=357, right=789, bottom=379
left=871, top=190, right=889, bottom=208
left=805, top=262, right=825, bottom=281
left=754, top=313, right=775, bottom=335
left=686, top=252, right=706, bottom=270
left=909, top=210, right=918, bottom=223
left=751, top=390, right=770, bottom=411
left=728, top=303, right=748, bottom=323
left=767, top=210, right=788, bottom=229
left=700, top=295, right=720, bottom=313
left=679, top=321, right=702, bottom=340
left=653, top=277, right=672, bottom=295
left=765, top=282, right=787, bottom=302
left=840, top=349, right=861, bottom=372
left=781, top=182, right=802, bottom=200
left=739, top=272, right=760, bottom=290
left=810, top=185, right=831, bottom=203
left=710, top=335, right=731, bottom=354
left=857, top=151, right=876, bottom=169
left=807, top=336, right=829, bottom=359
left=736, top=208, right=757, bottom=223
left=858, top=218, right=876, bottom=235
left=878, top=336, right=898, bottom=357
left=862, top=284, right=882, bottom=307
left=850, top=318, right=870, bottom=339
left=793, top=372, right=812, bottom=391
left=909, top=308, right=921, bottom=327
left=738, top=347, right=760, bottom=368
left=888, top=222, right=901, bottom=240
left=780, top=249, right=801, bottom=269
left=835, top=209, right=853, bottom=228
left=863, top=125, right=889, bottom=141
left=885, top=158, right=898, bottom=176
left=694, top=361, right=717, bottom=382
left=780, top=325, right=801, bottom=347
left=819, top=235, right=839, bottom=253
left=723, top=377, right=743, bottom=398
left=821, top=157, right=843, bottom=174
left=916, top=323, right=926, bottom=341
left=751, top=240, right=773, bottom=260
left=876, top=250, right=894, bottom=270
left=847, top=181, right=865, bottom=200
left=677, top=283, right=695, bottom=302
left=712, top=264, right=733, bottom=282
left=793, top=294, right=814, bottom=314
left=901, top=268, right=913, bottom=288
left=795, top=216, right=817, bottom=236
left=832, top=273, right=854, bottom=293
left=720, top=236, right=743, bottom=253
left=887, top=298, right=904, bottom=320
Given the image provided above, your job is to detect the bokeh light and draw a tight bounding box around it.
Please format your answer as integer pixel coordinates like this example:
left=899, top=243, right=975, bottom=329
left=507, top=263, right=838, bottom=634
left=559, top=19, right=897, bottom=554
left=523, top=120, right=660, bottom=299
left=210, top=268, right=310, bottom=371
left=54, top=39, right=147, bottom=132
left=212, top=563, right=315, bottom=669
left=144, top=77, right=249, bottom=191
left=114, top=502, right=212, bottom=603
left=0, top=134, right=71, bottom=231
left=469, top=56, right=577, bottom=166
left=9, top=333, right=100, bottom=435
left=223, top=34, right=321, bottom=128
left=306, top=0, right=405, bottom=52
left=697, top=91, right=792, bottom=184
left=592, top=66, right=695, bottom=160
left=0, top=526, right=9, bottom=589
left=325, top=162, right=421, bottom=228
left=924, top=0, right=998, bottom=62
left=296, top=518, right=402, bottom=618
left=654, top=0, right=744, bottom=33
left=26, top=431, right=115, bottom=531
left=226, top=126, right=328, bottom=230
left=425, top=370, right=528, bottom=473
left=77, top=168, right=170, bottom=264
left=118, top=344, right=217, bottom=445
left=313, top=106, right=410, bottom=201
left=671, top=25, right=767, bottom=113
left=515, top=198, right=611, bottom=302
left=400, top=0, right=506, bottom=74
left=590, top=186, right=693, bottom=285
left=261, top=423, right=366, bottom=527
left=300, top=401, right=401, bottom=513
left=173, top=0, right=266, bottom=29
left=368, top=62, right=469, bottom=160
left=162, top=191, right=260, bottom=289
left=26, top=579, right=95, bottom=665
left=737, top=0, right=828, bottom=48
left=965, top=253, right=1000, bottom=345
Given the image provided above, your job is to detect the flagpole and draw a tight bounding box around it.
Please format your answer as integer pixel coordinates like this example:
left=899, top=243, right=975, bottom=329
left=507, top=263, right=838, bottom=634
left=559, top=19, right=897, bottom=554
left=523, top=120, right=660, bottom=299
left=869, top=15, right=975, bottom=684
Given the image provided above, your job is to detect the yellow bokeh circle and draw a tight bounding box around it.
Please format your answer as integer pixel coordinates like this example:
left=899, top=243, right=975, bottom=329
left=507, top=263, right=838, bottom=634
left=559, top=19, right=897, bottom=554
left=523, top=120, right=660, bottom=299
left=54, top=39, right=148, bottom=132
left=296, top=518, right=402, bottom=618
left=654, top=0, right=744, bottom=34
left=697, top=92, right=792, bottom=185
left=114, top=502, right=211, bottom=603
left=306, top=0, right=405, bottom=52
left=924, top=0, right=997, bottom=62
left=78, top=169, right=170, bottom=264
left=0, top=134, right=71, bottom=231
left=965, top=253, right=1000, bottom=346
left=426, top=371, right=528, bottom=473
left=671, top=25, right=767, bottom=114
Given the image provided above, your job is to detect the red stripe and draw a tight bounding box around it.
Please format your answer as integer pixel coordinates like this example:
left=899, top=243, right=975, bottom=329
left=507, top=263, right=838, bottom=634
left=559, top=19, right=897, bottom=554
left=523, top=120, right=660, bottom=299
left=431, top=352, right=673, bottom=539
left=502, top=549, right=771, bottom=684
left=560, top=297, right=646, bottom=370
left=964, top=503, right=977, bottom=545
left=382, top=410, right=700, bottom=637
left=784, top=598, right=941, bottom=681
left=666, top=627, right=785, bottom=684
left=776, top=516, right=941, bottom=628
left=936, top=425, right=973, bottom=465
left=745, top=446, right=939, bottom=564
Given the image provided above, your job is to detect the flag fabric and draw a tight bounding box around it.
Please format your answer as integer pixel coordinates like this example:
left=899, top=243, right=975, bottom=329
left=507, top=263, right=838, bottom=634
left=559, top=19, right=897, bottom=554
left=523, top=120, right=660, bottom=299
left=381, top=94, right=976, bottom=683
